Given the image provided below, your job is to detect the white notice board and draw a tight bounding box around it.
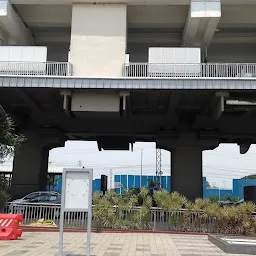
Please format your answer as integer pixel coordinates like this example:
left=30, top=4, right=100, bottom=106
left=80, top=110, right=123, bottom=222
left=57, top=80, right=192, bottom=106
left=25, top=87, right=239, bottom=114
left=59, top=168, right=93, bottom=256
left=65, top=171, right=90, bottom=210
left=62, top=168, right=93, bottom=212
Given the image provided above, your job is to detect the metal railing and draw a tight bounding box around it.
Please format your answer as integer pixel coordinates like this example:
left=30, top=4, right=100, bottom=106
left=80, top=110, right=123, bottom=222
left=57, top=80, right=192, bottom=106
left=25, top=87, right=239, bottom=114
left=2, top=203, right=217, bottom=232
left=123, top=63, right=256, bottom=78
left=0, top=61, right=73, bottom=76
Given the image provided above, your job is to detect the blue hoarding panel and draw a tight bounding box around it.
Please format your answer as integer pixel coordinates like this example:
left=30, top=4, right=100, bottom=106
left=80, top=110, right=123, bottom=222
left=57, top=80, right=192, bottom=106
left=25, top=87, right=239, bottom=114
left=161, top=176, right=167, bottom=190
left=167, top=177, right=171, bottom=192
left=115, top=175, right=121, bottom=194
left=203, top=177, right=207, bottom=193
left=121, top=175, right=127, bottom=189
left=142, top=176, right=147, bottom=187
left=147, top=176, right=154, bottom=185
left=128, top=175, right=135, bottom=189
left=232, top=179, right=256, bottom=199
left=135, top=175, right=140, bottom=188
left=220, top=189, right=233, bottom=200
left=204, top=188, right=219, bottom=198
left=93, top=179, right=101, bottom=193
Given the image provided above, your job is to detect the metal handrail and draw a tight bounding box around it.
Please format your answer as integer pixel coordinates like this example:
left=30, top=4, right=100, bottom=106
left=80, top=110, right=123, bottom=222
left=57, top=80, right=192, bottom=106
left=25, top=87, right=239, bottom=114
left=2, top=203, right=216, bottom=232
left=0, top=61, right=73, bottom=76
left=123, top=62, right=256, bottom=78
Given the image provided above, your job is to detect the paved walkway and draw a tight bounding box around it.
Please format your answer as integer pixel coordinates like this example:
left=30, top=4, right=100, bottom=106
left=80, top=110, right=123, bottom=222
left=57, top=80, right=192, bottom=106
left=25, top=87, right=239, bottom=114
left=0, top=232, right=253, bottom=256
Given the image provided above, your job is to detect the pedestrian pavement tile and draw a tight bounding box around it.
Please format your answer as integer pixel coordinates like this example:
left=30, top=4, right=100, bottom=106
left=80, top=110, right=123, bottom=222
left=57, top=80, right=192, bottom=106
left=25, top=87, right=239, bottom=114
left=0, top=232, right=254, bottom=256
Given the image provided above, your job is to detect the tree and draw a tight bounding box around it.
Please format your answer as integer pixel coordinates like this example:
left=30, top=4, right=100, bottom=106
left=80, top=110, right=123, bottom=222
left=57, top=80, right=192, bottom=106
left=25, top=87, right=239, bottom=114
left=223, top=194, right=240, bottom=203
left=206, top=181, right=211, bottom=188
left=206, top=181, right=217, bottom=189
left=0, top=116, right=25, bottom=162
left=208, top=195, right=219, bottom=203
left=242, top=174, right=256, bottom=180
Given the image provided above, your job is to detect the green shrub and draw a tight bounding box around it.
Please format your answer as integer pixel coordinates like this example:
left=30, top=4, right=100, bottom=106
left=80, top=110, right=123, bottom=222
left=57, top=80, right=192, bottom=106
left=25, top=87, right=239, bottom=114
left=92, top=188, right=256, bottom=235
left=154, top=190, right=187, bottom=211
left=0, top=190, right=9, bottom=207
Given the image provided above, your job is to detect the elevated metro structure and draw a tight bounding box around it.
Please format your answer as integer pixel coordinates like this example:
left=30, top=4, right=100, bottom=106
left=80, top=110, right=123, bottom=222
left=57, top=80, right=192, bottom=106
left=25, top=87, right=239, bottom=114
left=0, top=0, right=256, bottom=200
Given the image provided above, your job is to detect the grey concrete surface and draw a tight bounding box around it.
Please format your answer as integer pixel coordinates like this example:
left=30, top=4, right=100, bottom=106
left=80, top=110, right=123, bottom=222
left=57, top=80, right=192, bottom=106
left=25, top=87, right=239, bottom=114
left=0, top=232, right=254, bottom=256
left=209, top=235, right=256, bottom=255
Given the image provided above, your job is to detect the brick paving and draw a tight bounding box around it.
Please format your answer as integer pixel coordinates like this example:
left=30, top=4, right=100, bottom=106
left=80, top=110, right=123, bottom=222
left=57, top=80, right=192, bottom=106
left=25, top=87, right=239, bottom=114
left=0, top=232, right=253, bottom=256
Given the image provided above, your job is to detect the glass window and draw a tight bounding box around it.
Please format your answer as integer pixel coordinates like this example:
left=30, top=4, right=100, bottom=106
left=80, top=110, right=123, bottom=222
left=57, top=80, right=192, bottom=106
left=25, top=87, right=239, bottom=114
left=37, top=195, right=50, bottom=202
left=24, top=193, right=39, bottom=200
left=49, top=196, right=57, bottom=201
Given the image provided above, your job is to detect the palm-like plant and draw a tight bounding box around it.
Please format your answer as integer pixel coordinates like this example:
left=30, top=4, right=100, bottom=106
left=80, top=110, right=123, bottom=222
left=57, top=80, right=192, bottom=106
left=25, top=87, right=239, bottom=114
left=92, top=188, right=256, bottom=235
left=93, top=193, right=114, bottom=228
left=0, top=116, right=25, bottom=162
left=154, top=190, right=187, bottom=211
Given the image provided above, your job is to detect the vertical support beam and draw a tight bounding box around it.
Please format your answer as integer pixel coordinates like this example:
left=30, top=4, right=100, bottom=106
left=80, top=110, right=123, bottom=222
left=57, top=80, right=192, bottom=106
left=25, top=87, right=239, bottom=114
left=12, top=136, right=49, bottom=199
left=0, top=0, right=34, bottom=45
left=11, top=131, right=65, bottom=199
left=70, top=3, right=127, bottom=76
left=171, top=147, right=203, bottom=200
left=182, top=0, right=221, bottom=47
left=157, top=133, right=219, bottom=200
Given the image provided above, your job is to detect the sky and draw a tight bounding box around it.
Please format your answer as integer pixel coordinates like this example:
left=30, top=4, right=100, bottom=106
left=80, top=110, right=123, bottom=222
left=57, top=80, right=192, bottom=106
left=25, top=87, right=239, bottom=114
left=45, top=141, right=256, bottom=190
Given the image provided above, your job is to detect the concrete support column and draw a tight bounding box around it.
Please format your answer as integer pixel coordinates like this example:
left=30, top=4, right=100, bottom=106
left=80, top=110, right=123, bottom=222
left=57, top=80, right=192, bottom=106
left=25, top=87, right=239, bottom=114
left=182, top=0, right=221, bottom=47
left=157, top=133, right=219, bottom=200
left=70, top=3, right=127, bottom=76
left=11, top=131, right=65, bottom=199
left=171, top=146, right=203, bottom=200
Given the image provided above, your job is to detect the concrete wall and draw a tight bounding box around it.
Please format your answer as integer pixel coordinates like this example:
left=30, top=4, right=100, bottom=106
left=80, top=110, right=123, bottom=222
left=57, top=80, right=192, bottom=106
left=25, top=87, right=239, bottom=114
left=70, top=3, right=127, bottom=76
left=208, top=43, right=256, bottom=63
left=127, top=43, right=256, bottom=64
left=233, top=179, right=256, bottom=199
left=71, top=92, right=120, bottom=112
left=46, top=44, right=69, bottom=62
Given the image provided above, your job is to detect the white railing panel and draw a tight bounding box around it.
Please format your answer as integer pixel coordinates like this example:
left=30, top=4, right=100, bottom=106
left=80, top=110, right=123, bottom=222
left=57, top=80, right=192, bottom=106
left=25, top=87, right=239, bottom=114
left=0, top=62, right=73, bottom=76
left=123, top=63, right=256, bottom=78
left=2, top=203, right=218, bottom=232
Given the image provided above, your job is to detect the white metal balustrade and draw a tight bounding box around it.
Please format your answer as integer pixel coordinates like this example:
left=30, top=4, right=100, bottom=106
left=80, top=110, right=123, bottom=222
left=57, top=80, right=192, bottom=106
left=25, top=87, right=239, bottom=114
left=123, top=63, right=256, bottom=78
left=0, top=61, right=73, bottom=76
left=2, top=203, right=217, bottom=232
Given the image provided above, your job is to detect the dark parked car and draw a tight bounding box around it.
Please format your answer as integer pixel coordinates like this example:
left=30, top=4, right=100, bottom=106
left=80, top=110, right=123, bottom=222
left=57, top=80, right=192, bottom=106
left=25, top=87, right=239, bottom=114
left=9, top=191, right=61, bottom=218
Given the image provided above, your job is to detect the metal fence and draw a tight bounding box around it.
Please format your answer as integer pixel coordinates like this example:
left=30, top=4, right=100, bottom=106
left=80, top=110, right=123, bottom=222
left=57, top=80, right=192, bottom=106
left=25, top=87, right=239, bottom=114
left=0, top=61, right=72, bottom=76
left=123, top=63, right=256, bottom=78
left=2, top=203, right=217, bottom=232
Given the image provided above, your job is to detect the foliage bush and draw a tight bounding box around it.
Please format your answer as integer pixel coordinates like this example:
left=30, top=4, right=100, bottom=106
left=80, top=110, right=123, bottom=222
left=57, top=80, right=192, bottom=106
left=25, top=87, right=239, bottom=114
left=92, top=189, right=256, bottom=235
left=93, top=187, right=152, bottom=230
left=0, top=116, right=26, bottom=162
left=0, top=190, right=9, bottom=207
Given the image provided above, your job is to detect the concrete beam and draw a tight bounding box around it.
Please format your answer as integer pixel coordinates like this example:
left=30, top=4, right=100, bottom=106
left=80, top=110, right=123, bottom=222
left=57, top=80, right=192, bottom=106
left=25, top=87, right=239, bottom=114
left=182, top=0, right=221, bottom=47
left=0, top=0, right=34, bottom=45
left=70, top=3, right=127, bottom=76
left=211, top=96, right=225, bottom=120
left=239, top=143, right=251, bottom=154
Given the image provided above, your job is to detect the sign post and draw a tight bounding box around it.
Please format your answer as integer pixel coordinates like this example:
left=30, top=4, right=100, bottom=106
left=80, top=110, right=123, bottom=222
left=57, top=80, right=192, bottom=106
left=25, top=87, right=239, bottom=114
left=58, top=168, right=93, bottom=256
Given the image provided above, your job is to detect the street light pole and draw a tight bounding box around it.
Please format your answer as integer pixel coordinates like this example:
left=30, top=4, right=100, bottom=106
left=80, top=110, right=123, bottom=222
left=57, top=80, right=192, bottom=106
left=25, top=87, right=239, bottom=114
left=140, top=149, right=143, bottom=188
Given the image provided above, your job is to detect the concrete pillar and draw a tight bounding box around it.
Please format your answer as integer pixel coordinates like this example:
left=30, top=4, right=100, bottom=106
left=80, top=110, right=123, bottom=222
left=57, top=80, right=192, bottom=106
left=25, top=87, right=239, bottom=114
left=182, top=0, right=221, bottom=47
left=157, top=133, right=219, bottom=201
left=171, top=146, right=203, bottom=200
left=11, top=131, right=64, bottom=199
left=70, top=3, right=127, bottom=76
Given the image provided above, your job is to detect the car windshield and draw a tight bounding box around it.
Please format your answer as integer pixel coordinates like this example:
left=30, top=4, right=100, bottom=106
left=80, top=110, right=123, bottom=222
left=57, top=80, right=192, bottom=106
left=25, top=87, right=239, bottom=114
left=23, top=193, right=39, bottom=200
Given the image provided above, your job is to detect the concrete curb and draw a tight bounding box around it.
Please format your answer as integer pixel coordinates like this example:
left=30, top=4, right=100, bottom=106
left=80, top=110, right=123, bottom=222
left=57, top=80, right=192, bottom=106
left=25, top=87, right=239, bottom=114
left=20, top=226, right=256, bottom=237
left=21, top=226, right=207, bottom=235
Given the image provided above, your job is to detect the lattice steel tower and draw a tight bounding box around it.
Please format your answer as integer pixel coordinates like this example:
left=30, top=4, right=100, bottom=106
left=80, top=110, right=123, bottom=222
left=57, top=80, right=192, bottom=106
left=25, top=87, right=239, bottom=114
left=156, top=148, right=163, bottom=188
